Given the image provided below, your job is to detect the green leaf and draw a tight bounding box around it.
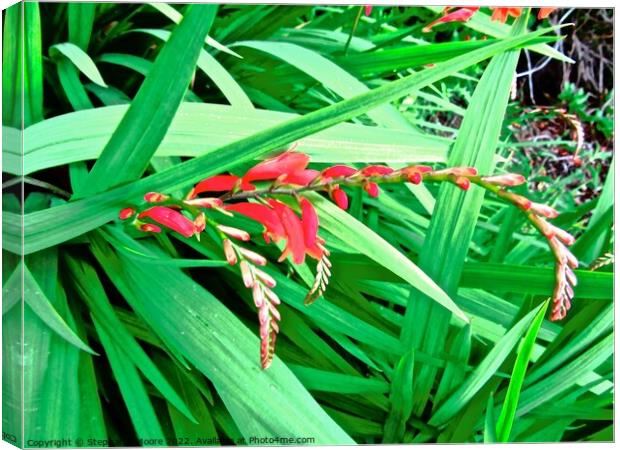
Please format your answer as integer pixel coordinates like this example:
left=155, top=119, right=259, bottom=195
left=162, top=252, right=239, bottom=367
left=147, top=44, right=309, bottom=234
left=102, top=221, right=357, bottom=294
left=148, top=2, right=243, bottom=58
left=495, top=300, right=548, bottom=442
left=79, top=4, right=218, bottom=195
left=2, top=3, right=22, bottom=127
left=233, top=40, right=412, bottom=129
left=429, top=302, right=545, bottom=427
left=484, top=393, right=497, bottom=443
left=68, top=2, right=96, bottom=50
left=50, top=43, right=108, bottom=87
left=14, top=103, right=447, bottom=176
left=23, top=263, right=96, bottom=354
left=93, top=319, right=166, bottom=440
left=131, top=29, right=254, bottom=109
left=288, top=365, right=389, bottom=394
left=383, top=349, right=415, bottom=443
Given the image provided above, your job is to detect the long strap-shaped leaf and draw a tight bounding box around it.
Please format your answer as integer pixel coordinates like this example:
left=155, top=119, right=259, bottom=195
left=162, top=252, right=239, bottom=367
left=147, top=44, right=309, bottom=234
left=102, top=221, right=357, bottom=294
left=400, top=12, right=531, bottom=417
left=78, top=4, right=218, bottom=196
left=8, top=24, right=560, bottom=256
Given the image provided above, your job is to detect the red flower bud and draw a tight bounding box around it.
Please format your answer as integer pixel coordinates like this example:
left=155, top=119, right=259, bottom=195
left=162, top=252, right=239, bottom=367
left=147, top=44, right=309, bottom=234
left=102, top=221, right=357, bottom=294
left=331, top=188, right=349, bottom=210
left=140, top=223, right=161, bottom=233
left=119, top=207, right=136, bottom=220
left=321, top=165, right=357, bottom=180
left=144, top=192, right=169, bottom=203
left=364, top=182, right=380, bottom=197
left=361, top=165, right=394, bottom=176
left=455, top=176, right=470, bottom=190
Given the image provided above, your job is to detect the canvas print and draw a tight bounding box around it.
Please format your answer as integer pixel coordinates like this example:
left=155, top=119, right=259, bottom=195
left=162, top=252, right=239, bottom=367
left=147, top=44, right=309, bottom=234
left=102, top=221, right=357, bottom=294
left=2, top=2, right=614, bottom=447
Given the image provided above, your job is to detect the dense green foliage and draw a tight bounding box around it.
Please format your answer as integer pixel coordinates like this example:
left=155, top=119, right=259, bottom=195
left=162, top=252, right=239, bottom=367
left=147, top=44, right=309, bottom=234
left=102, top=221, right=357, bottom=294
left=2, top=4, right=613, bottom=446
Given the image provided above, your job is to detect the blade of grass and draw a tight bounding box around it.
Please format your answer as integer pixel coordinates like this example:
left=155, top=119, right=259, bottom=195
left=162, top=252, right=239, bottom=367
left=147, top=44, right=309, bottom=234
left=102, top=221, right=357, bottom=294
left=429, top=301, right=545, bottom=427
left=495, top=300, right=548, bottom=442
left=382, top=349, right=415, bottom=443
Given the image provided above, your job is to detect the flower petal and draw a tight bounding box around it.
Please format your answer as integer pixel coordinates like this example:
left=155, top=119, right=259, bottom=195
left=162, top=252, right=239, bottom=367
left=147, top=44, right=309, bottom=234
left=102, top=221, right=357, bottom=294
left=138, top=206, right=197, bottom=238
left=243, top=151, right=310, bottom=183
left=300, top=198, right=323, bottom=260
left=423, top=7, right=479, bottom=32
left=225, top=202, right=286, bottom=242
left=268, top=199, right=306, bottom=265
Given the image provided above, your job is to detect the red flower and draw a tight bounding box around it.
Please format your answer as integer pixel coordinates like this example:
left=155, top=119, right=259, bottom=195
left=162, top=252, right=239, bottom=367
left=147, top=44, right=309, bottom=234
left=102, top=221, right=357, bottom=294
left=364, top=5, right=373, bottom=16
left=138, top=206, right=197, bottom=238
left=300, top=198, right=324, bottom=260
left=423, top=7, right=479, bottom=32
left=268, top=199, right=306, bottom=265
left=225, top=202, right=286, bottom=243
left=242, top=152, right=310, bottom=184
left=188, top=175, right=254, bottom=199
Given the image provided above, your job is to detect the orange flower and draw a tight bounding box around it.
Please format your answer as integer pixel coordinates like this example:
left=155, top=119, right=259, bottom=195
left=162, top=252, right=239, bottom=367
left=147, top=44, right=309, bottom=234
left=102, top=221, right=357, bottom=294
left=537, top=7, right=556, bottom=19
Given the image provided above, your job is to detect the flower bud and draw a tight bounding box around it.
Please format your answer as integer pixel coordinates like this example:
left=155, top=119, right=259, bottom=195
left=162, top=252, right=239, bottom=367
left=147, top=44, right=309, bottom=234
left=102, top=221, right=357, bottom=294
left=223, top=239, right=237, bottom=265
left=217, top=225, right=250, bottom=241
left=264, top=288, right=281, bottom=305
left=364, top=182, right=380, bottom=198
left=454, top=176, right=470, bottom=190
left=331, top=188, right=349, bottom=210
left=193, top=212, right=206, bottom=233
left=254, top=268, right=276, bottom=288
left=361, top=165, right=394, bottom=176
left=481, top=173, right=526, bottom=187
left=184, top=197, right=223, bottom=208
left=144, top=192, right=170, bottom=203
left=240, top=260, right=254, bottom=288
left=530, top=203, right=559, bottom=219
left=139, top=223, right=161, bottom=233
left=253, top=283, right=265, bottom=308
left=119, top=207, right=136, bottom=220
left=238, top=247, right=267, bottom=266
